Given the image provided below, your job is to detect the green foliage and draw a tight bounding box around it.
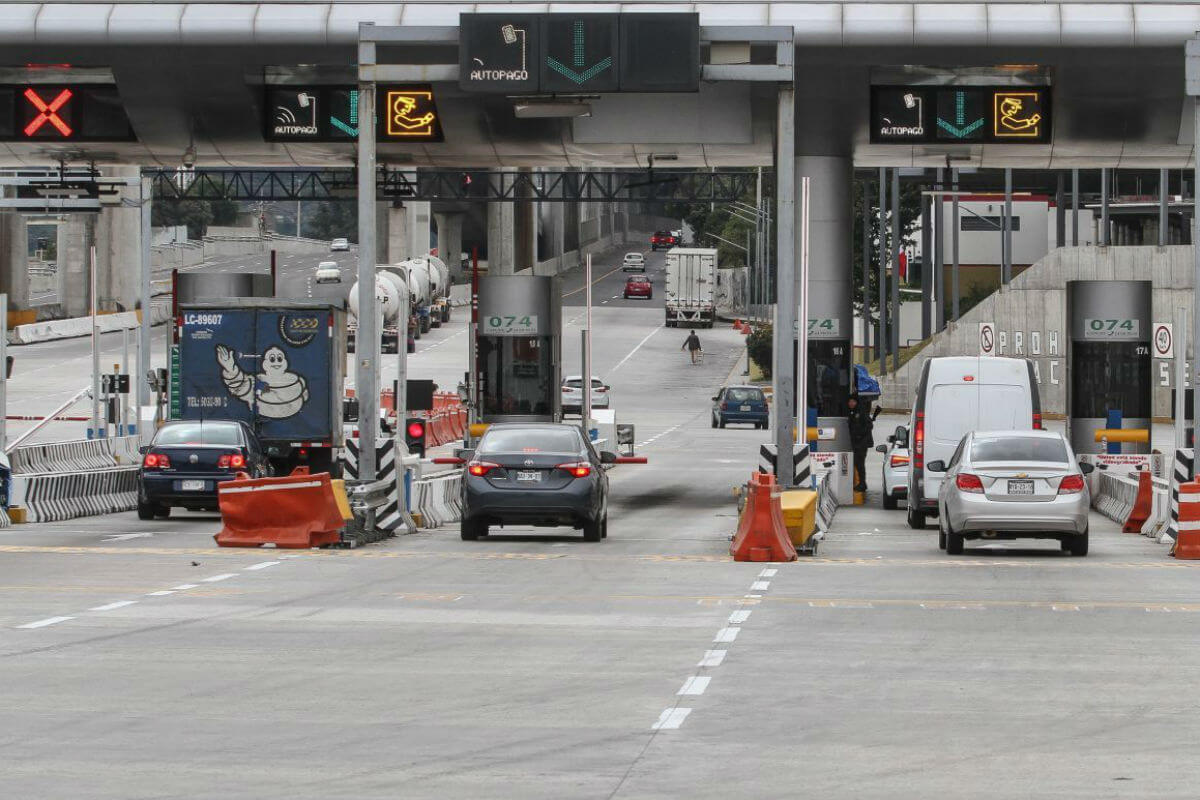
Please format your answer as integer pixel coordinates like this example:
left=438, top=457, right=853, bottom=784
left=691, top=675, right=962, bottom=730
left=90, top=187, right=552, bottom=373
left=851, top=176, right=924, bottom=322
left=152, top=199, right=213, bottom=240
left=746, top=324, right=773, bottom=378
left=306, top=202, right=357, bottom=244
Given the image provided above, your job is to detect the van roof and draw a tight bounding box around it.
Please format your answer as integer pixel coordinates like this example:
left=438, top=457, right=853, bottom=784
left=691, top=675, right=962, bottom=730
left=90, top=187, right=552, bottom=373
left=925, top=356, right=1030, bottom=381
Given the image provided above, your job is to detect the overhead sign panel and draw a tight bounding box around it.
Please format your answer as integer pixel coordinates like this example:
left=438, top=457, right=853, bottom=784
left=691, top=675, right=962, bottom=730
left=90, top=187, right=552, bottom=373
left=264, top=85, right=442, bottom=142
left=869, top=85, right=1051, bottom=144
left=0, top=85, right=134, bottom=142
left=459, top=12, right=699, bottom=94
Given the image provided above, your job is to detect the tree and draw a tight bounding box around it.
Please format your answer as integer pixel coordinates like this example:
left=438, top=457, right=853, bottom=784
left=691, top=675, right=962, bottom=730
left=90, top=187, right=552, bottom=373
left=851, top=174, right=924, bottom=326
left=306, top=202, right=357, bottom=243
left=152, top=199, right=213, bottom=240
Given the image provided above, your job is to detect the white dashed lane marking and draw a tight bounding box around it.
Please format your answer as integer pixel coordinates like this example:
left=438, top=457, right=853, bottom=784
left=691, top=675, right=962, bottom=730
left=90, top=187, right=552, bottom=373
left=697, top=650, right=727, bottom=667
left=18, top=616, right=74, bottom=629
left=677, top=676, right=711, bottom=696
left=245, top=561, right=281, bottom=571
left=713, top=627, right=740, bottom=643
left=652, top=708, right=692, bottom=731
left=727, top=609, right=751, bottom=624
left=89, top=600, right=138, bottom=612
left=201, top=573, right=237, bottom=583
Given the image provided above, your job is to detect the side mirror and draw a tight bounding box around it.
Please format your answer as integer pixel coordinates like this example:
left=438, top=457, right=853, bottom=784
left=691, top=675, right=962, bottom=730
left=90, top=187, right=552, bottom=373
left=875, top=444, right=887, bottom=453
left=138, top=445, right=149, bottom=454
left=453, top=448, right=476, bottom=461
left=1079, top=462, right=1095, bottom=475
left=711, top=396, right=719, bottom=402
left=926, top=460, right=947, bottom=473
left=600, top=451, right=618, bottom=464
left=886, top=435, right=895, bottom=444
left=895, top=426, right=909, bottom=448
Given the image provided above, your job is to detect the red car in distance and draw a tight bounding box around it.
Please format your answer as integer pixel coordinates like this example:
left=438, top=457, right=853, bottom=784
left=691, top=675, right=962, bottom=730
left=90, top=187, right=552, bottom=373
left=650, top=230, right=679, bottom=250
left=623, top=275, right=652, bottom=300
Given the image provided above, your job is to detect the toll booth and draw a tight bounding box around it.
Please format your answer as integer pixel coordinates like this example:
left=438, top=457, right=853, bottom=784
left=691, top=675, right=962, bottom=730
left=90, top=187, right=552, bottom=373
left=476, top=275, right=562, bottom=423
left=1067, top=280, right=1152, bottom=454
left=801, top=281, right=854, bottom=453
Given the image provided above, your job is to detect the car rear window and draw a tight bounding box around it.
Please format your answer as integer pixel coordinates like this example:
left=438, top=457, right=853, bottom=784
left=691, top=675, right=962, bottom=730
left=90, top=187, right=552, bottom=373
left=726, top=388, right=764, bottom=403
left=971, top=436, right=1068, bottom=464
left=628, top=276, right=646, bottom=282
left=154, top=423, right=242, bottom=446
left=480, top=428, right=582, bottom=454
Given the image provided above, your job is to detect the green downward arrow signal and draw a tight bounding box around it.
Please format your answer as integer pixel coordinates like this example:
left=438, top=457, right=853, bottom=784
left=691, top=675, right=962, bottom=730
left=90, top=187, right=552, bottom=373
left=546, top=20, right=613, bottom=85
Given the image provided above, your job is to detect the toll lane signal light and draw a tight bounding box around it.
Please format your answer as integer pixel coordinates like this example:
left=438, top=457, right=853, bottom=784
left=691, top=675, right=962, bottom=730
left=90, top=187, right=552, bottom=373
left=406, top=417, right=427, bottom=458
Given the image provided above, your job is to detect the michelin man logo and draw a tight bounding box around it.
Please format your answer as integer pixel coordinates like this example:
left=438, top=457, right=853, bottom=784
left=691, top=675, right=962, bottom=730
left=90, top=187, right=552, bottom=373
left=215, top=344, right=310, bottom=419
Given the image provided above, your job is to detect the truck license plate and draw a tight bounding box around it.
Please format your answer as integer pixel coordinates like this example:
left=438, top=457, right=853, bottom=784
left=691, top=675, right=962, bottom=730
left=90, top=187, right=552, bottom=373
left=1007, top=479, right=1034, bottom=495
left=181, top=480, right=206, bottom=491
left=516, top=471, right=541, bottom=482
left=740, top=405, right=751, bottom=411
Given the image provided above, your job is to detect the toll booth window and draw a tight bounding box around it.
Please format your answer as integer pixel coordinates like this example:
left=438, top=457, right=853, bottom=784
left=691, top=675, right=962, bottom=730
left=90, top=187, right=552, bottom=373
left=479, top=336, right=553, bottom=417
left=1070, top=342, right=1151, bottom=420
left=807, top=341, right=851, bottom=417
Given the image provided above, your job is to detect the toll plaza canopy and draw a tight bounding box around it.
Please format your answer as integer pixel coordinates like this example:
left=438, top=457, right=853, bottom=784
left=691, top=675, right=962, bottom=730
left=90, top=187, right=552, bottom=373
left=0, top=1, right=1198, bottom=168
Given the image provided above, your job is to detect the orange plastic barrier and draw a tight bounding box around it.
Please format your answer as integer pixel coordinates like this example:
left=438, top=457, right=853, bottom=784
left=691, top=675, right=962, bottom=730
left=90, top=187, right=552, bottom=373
left=215, top=467, right=348, bottom=549
left=1123, top=470, right=1154, bottom=534
left=730, top=471, right=798, bottom=562
left=1173, top=482, right=1200, bottom=559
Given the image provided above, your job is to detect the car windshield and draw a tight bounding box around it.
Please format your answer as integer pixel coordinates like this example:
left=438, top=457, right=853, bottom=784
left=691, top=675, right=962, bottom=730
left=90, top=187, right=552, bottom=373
left=971, top=436, right=1069, bottom=464
left=479, top=428, right=582, bottom=455
left=154, top=422, right=242, bottom=446
left=726, top=388, right=765, bottom=403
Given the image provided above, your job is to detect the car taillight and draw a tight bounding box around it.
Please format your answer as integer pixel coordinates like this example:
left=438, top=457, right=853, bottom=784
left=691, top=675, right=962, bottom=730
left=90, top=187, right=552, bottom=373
left=468, top=461, right=500, bottom=477
left=143, top=453, right=170, bottom=469
left=1033, top=412, right=1042, bottom=430
left=557, top=462, right=592, bottom=478
left=218, top=453, right=247, bottom=469
left=914, top=413, right=925, bottom=469
left=1058, top=474, right=1085, bottom=494
left=890, top=454, right=910, bottom=467
left=956, top=473, right=985, bottom=493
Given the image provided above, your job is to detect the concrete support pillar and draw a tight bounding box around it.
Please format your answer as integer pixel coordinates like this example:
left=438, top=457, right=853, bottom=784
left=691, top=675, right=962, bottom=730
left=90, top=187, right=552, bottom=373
left=58, top=214, right=91, bottom=318
left=434, top=211, right=464, bottom=280
left=408, top=200, right=431, bottom=257
left=514, top=168, right=536, bottom=271
left=94, top=166, right=141, bottom=312
left=384, top=203, right=408, bottom=264
left=538, top=201, right=565, bottom=276
left=486, top=197, right=515, bottom=274
left=0, top=209, right=30, bottom=310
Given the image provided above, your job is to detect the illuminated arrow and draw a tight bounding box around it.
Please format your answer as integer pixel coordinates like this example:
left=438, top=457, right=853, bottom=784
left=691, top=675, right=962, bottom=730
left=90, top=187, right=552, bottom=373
left=545, top=20, right=612, bottom=85
left=936, top=90, right=985, bottom=138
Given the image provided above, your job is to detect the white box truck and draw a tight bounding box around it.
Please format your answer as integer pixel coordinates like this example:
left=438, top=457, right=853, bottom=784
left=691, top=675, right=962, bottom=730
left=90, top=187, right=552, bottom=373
left=664, top=247, right=717, bottom=328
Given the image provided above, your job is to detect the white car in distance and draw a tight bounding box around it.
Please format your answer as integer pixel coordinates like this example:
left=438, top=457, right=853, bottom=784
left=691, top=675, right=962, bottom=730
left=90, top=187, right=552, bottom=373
left=330, top=237, right=350, bottom=252
left=622, top=253, right=646, bottom=272
left=314, top=261, right=342, bottom=284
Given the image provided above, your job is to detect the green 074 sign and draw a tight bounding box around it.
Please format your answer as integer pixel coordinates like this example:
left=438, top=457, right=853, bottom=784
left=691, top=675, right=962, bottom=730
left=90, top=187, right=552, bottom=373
left=482, top=314, right=539, bottom=336
left=1083, top=318, right=1140, bottom=340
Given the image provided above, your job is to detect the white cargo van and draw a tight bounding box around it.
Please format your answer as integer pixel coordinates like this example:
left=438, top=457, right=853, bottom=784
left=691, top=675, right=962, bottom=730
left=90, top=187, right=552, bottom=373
left=905, top=356, right=1042, bottom=529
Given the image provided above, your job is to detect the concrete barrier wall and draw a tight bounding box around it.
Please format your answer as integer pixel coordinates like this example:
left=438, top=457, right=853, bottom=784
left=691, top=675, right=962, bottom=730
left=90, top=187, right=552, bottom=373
left=10, top=304, right=173, bottom=344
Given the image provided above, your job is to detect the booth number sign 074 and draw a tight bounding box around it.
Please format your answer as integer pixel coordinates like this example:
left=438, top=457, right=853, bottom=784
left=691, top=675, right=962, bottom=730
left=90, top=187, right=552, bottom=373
left=483, top=314, right=538, bottom=336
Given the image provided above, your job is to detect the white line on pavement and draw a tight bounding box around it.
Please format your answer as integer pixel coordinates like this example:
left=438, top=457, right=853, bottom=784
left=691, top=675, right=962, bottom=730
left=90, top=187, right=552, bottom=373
left=608, top=324, right=663, bottom=375
left=244, top=561, right=281, bottom=571
left=758, top=568, right=778, bottom=577
left=90, top=600, right=138, bottom=611
left=145, top=590, right=175, bottom=597
left=201, top=573, right=236, bottom=583
left=651, top=708, right=692, bottom=731
left=678, top=677, right=711, bottom=696
left=170, top=584, right=199, bottom=591
left=713, top=627, right=740, bottom=643
left=18, top=616, right=74, bottom=629
left=727, top=609, right=751, bottom=624
left=751, top=581, right=771, bottom=591
left=697, top=650, right=727, bottom=668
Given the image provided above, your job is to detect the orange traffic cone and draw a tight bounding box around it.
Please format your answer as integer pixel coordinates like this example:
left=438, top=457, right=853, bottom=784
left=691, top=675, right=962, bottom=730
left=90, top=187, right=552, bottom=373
left=731, top=472, right=798, bottom=562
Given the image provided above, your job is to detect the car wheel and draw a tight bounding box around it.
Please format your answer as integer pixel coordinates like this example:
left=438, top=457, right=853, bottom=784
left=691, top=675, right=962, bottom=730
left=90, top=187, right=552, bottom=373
left=153, top=505, right=171, bottom=519
left=1068, top=528, right=1089, bottom=557
left=711, top=414, right=718, bottom=429
left=883, top=491, right=897, bottom=511
left=583, top=516, right=603, bottom=542
left=601, top=515, right=608, bottom=539
left=718, top=416, right=726, bottom=429
left=136, top=499, right=155, bottom=521
left=907, top=506, right=926, bottom=530
left=945, top=530, right=964, bottom=555
left=419, top=316, right=431, bottom=334
left=460, top=517, right=486, bottom=541
left=938, top=511, right=948, bottom=549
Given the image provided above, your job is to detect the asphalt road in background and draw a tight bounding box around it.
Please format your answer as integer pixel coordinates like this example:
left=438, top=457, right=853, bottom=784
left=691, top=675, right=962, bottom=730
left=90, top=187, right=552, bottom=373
left=3, top=239, right=1199, bottom=798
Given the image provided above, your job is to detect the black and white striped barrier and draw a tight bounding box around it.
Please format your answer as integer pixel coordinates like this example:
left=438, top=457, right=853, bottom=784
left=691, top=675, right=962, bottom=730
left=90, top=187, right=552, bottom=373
left=815, top=470, right=838, bottom=533
left=13, top=468, right=138, bottom=523
left=10, top=436, right=140, bottom=475
left=758, top=443, right=812, bottom=487
left=413, top=471, right=463, bottom=529
left=344, top=438, right=406, bottom=534
left=1166, top=448, right=1195, bottom=544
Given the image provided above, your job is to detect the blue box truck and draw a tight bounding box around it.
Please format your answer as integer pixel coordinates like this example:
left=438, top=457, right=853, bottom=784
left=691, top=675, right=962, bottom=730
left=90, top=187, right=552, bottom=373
left=176, top=300, right=347, bottom=476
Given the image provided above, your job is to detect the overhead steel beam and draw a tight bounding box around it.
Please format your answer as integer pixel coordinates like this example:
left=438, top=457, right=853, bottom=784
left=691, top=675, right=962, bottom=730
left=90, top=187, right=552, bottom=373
left=146, top=168, right=758, bottom=204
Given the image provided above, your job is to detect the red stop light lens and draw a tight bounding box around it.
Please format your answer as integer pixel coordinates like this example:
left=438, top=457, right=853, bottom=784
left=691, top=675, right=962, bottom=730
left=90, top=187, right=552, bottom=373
left=407, top=421, right=425, bottom=439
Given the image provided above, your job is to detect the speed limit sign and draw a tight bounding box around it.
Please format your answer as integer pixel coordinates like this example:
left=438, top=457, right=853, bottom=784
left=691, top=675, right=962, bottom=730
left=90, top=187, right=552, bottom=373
left=1153, top=322, right=1174, bottom=359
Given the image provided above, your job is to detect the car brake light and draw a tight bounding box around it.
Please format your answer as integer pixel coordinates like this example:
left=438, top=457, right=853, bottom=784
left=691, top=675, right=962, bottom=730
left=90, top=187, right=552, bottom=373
left=1058, top=474, right=1085, bottom=494
left=143, top=453, right=170, bottom=469
left=890, top=454, right=910, bottom=467
left=956, top=473, right=985, bottom=493
left=914, top=413, right=925, bottom=469
left=1033, top=412, right=1043, bottom=430
left=218, top=453, right=247, bottom=469
left=557, top=461, right=592, bottom=478
left=468, top=461, right=500, bottom=477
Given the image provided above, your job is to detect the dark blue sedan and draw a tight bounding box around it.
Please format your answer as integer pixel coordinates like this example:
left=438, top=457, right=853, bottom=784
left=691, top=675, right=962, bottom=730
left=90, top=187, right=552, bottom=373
left=712, top=385, right=770, bottom=429
left=137, top=420, right=269, bottom=519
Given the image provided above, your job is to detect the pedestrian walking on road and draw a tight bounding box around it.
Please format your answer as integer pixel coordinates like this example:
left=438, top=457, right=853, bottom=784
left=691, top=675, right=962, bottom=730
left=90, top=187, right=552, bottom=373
left=681, top=331, right=703, bottom=365
left=848, top=394, right=880, bottom=492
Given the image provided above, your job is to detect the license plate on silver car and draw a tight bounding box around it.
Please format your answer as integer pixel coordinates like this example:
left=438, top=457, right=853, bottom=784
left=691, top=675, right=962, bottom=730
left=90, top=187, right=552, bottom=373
left=1008, top=479, right=1034, bottom=495
left=181, top=480, right=206, bottom=491
left=516, top=471, right=541, bottom=482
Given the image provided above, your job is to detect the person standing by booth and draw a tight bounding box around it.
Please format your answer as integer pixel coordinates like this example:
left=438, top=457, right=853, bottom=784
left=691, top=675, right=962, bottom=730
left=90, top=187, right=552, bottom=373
left=848, top=394, right=880, bottom=493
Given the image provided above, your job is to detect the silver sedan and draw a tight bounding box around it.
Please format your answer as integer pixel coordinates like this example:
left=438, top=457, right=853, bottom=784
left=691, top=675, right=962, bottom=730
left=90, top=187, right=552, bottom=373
left=928, top=430, right=1094, bottom=556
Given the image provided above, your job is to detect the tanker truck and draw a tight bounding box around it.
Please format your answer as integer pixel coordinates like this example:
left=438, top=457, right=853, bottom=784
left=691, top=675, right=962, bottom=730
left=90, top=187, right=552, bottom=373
left=397, top=257, right=434, bottom=335
left=346, top=269, right=410, bottom=354
left=424, top=255, right=453, bottom=325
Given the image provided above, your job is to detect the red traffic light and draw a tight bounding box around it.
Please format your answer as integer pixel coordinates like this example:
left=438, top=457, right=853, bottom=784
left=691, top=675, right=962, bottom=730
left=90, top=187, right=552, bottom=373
left=407, top=420, right=426, bottom=439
